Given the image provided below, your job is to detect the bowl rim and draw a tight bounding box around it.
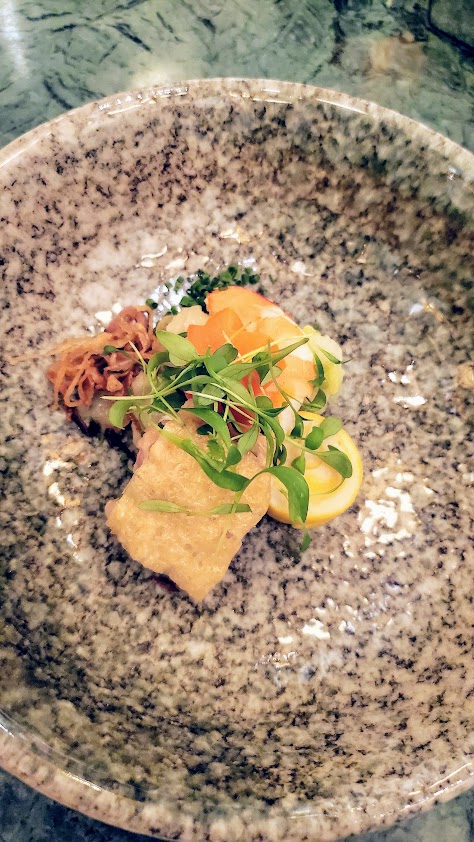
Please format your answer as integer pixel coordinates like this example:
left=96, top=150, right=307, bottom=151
left=0, top=77, right=473, bottom=842
left=1, top=77, right=473, bottom=175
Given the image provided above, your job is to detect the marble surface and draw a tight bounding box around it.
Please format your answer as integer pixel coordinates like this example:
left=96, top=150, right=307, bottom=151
left=0, top=0, right=473, bottom=151
left=0, top=3, right=473, bottom=842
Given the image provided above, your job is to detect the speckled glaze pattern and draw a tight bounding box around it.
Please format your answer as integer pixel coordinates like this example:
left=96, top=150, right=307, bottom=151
left=0, top=80, right=473, bottom=842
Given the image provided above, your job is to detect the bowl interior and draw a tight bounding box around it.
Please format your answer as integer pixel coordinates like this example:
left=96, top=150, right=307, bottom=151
left=0, top=81, right=473, bottom=840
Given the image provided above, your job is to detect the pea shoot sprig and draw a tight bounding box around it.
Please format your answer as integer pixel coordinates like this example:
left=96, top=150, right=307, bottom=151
left=104, top=327, right=352, bottom=526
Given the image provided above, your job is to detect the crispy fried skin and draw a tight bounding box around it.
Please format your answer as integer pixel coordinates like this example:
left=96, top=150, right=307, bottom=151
left=106, top=420, right=270, bottom=600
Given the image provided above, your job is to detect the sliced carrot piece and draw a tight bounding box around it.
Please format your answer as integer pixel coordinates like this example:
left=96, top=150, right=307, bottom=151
left=207, top=287, right=276, bottom=323
left=233, top=328, right=270, bottom=358
left=187, top=308, right=243, bottom=354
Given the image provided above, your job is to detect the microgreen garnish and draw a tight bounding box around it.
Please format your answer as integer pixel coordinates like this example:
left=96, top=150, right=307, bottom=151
left=103, top=344, right=130, bottom=356
left=145, top=298, right=158, bottom=310
left=155, top=330, right=198, bottom=364
left=173, top=265, right=260, bottom=312
left=139, top=500, right=252, bottom=515
left=315, top=346, right=350, bottom=365
left=302, top=389, right=327, bottom=412
left=305, top=426, right=324, bottom=451
left=104, top=271, right=353, bottom=525
left=315, top=446, right=352, bottom=478
left=300, top=531, right=312, bottom=552
left=319, top=416, right=343, bottom=439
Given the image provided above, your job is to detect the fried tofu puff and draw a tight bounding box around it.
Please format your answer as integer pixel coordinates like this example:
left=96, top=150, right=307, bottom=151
left=106, top=418, right=270, bottom=601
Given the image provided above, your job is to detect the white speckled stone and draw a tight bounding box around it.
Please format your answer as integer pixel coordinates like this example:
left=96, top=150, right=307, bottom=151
left=0, top=79, right=473, bottom=842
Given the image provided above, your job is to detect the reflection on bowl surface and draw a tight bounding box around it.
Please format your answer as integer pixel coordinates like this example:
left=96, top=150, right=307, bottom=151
left=0, top=79, right=473, bottom=842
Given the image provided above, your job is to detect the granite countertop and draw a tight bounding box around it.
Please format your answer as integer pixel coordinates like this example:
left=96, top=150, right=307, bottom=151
left=0, top=1, right=473, bottom=841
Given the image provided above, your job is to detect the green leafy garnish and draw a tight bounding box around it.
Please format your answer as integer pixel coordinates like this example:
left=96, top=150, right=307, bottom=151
left=103, top=344, right=130, bottom=357
left=311, top=351, right=326, bottom=388
left=155, top=330, right=198, bottom=364
left=315, top=346, right=347, bottom=365
left=300, top=531, right=312, bottom=552
left=305, top=426, right=324, bottom=451
left=237, top=424, right=259, bottom=455
left=108, top=397, right=142, bottom=428
left=291, top=453, right=306, bottom=474
left=316, top=346, right=341, bottom=365
left=291, top=416, right=304, bottom=438
left=302, top=389, right=327, bottom=412
left=147, top=351, right=169, bottom=376
left=183, top=407, right=232, bottom=448
left=316, top=446, right=353, bottom=478
left=139, top=500, right=190, bottom=513
left=264, top=466, right=309, bottom=524
left=104, top=267, right=355, bottom=525
left=173, top=265, right=260, bottom=312
left=161, top=428, right=248, bottom=492
left=320, top=416, right=343, bottom=439
left=139, top=500, right=251, bottom=515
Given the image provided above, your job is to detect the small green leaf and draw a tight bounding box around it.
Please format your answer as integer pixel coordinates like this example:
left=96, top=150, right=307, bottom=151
left=237, top=424, right=259, bottom=455
left=300, top=531, right=312, bottom=552
left=291, top=453, right=306, bottom=474
left=207, top=438, right=225, bottom=462
left=108, top=397, right=140, bottom=429
left=161, top=429, right=248, bottom=491
left=183, top=407, right=231, bottom=447
left=217, top=361, right=259, bottom=381
left=259, top=420, right=276, bottom=466
left=264, top=413, right=285, bottom=449
left=303, top=389, right=327, bottom=412
left=225, top=445, right=242, bottom=467
left=260, top=365, right=282, bottom=386
left=320, top=416, right=343, bottom=440
left=222, top=378, right=256, bottom=408
left=264, top=466, right=309, bottom=524
left=275, top=444, right=287, bottom=465
left=255, top=395, right=274, bottom=412
left=265, top=406, right=286, bottom=417
left=316, top=446, right=353, bottom=478
left=291, top=416, right=304, bottom=438
left=261, top=337, right=309, bottom=368
left=192, top=383, right=225, bottom=407
left=305, top=426, right=324, bottom=450
left=156, top=330, right=198, bottom=363
left=205, top=344, right=238, bottom=375
left=218, top=338, right=308, bottom=382
left=103, top=344, right=126, bottom=355
left=311, top=351, right=325, bottom=388
left=165, top=390, right=187, bottom=410
left=316, top=345, right=342, bottom=365
left=147, top=351, right=169, bottom=376
left=139, top=500, right=189, bottom=513
left=208, top=503, right=251, bottom=515
left=138, top=499, right=252, bottom=516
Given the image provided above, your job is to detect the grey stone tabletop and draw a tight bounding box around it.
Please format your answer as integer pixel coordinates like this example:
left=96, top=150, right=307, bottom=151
left=0, top=2, right=473, bottom=842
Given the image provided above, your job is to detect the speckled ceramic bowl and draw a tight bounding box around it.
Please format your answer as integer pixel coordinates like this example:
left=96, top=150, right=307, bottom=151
left=0, top=79, right=473, bottom=842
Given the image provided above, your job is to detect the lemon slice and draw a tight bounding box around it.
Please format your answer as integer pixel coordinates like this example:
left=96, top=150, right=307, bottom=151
left=268, top=413, right=363, bottom=527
